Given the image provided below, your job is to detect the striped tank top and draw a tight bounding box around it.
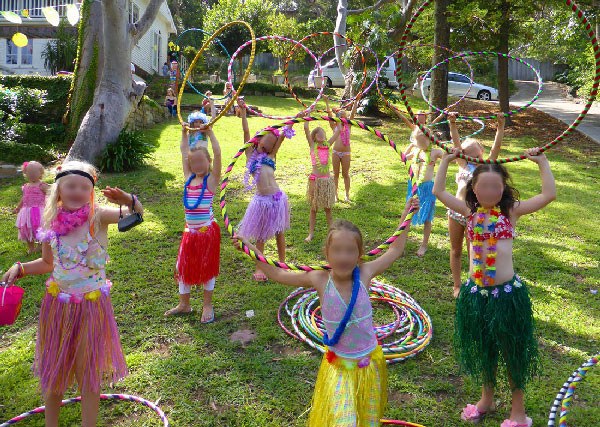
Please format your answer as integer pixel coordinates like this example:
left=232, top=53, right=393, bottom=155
left=183, top=174, right=215, bottom=229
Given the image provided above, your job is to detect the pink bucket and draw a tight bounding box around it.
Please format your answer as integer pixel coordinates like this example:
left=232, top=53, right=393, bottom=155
left=0, top=285, right=25, bottom=325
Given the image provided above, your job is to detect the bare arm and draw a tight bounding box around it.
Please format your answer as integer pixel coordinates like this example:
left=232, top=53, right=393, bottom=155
left=327, top=124, right=341, bottom=145
left=304, top=120, right=314, bottom=149
left=350, top=94, right=360, bottom=119
left=448, top=112, right=467, bottom=168
left=430, top=111, right=446, bottom=125
left=100, top=188, right=144, bottom=224
left=240, top=99, right=250, bottom=144
left=432, top=151, right=471, bottom=216
left=1, top=242, right=54, bottom=285
left=40, top=182, right=49, bottom=194
left=487, top=115, right=505, bottom=161
left=180, top=123, right=192, bottom=178
left=512, top=150, right=556, bottom=218
left=12, top=198, right=23, bottom=214
left=207, top=128, right=222, bottom=186
left=394, top=109, right=415, bottom=130
left=209, top=97, right=216, bottom=121
left=404, top=143, right=417, bottom=160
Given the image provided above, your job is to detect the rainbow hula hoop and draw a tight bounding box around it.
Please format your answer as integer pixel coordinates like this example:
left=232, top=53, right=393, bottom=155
left=177, top=21, right=256, bottom=130
left=284, top=32, right=367, bottom=112
left=227, top=36, right=325, bottom=120
left=547, top=354, right=599, bottom=426
left=421, top=52, right=542, bottom=120
left=222, top=116, right=420, bottom=271
left=428, top=118, right=486, bottom=145
left=381, top=420, right=427, bottom=427
left=0, top=394, right=169, bottom=427
left=377, top=44, right=474, bottom=115
left=174, top=28, right=234, bottom=101
left=395, top=0, right=600, bottom=164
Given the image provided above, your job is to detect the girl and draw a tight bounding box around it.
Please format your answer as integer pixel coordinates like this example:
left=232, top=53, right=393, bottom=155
left=433, top=147, right=556, bottom=427
left=223, top=82, right=239, bottom=117
left=13, top=161, right=48, bottom=254
left=238, top=99, right=295, bottom=282
left=447, top=112, right=505, bottom=297
left=304, top=114, right=341, bottom=242
left=326, top=96, right=360, bottom=202
left=165, top=122, right=221, bottom=323
left=201, top=91, right=213, bottom=116
left=232, top=199, right=419, bottom=426
left=2, top=160, right=142, bottom=427
left=395, top=110, right=446, bottom=256
left=164, top=87, right=177, bottom=118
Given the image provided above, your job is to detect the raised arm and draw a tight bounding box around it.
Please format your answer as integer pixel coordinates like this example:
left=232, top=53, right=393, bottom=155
left=207, top=128, right=222, bottom=185
left=487, top=115, right=505, bottom=161
left=240, top=98, right=250, bottom=143
left=350, top=94, right=360, bottom=119
left=327, top=124, right=341, bottom=145
left=209, top=96, right=216, bottom=121
left=432, top=150, right=471, bottom=216
left=430, top=111, right=446, bottom=125
left=448, top=112, right=467, bottom=168
left=394, top=109, right=416, bottom=130
left=180, top=123, right=192, bottom=178
left=304, top=119, right=314, bottom=148
left=512, top=149, right=556, bottom=218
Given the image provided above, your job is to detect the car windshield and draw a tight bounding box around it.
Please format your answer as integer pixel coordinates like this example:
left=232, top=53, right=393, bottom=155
left=323, top=59, right=337, bottom=68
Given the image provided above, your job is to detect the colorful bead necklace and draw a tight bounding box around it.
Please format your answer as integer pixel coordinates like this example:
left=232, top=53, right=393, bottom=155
left=471, top=206, right=499, bottom=286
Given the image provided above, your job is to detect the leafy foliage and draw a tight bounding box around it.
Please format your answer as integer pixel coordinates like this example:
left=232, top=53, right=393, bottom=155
left=41, top=18, right=78, bottom=75
left=98, top=127, right=158, bottom=172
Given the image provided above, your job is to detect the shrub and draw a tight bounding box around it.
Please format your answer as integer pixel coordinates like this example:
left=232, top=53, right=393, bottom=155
left=99, top=127, right=157, bottom=172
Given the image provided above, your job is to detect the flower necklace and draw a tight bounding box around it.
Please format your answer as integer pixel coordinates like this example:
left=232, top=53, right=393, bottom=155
left=471, top=206, right=499, bottom=286
left=410, top=147, right=431, bottom=187
left=37, top=205, right=90, bottom=242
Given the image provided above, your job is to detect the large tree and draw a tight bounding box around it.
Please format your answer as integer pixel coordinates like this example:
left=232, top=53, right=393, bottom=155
left=430, top=0, right=450, bottom=134
left=65, top=0, right=163, bottom=163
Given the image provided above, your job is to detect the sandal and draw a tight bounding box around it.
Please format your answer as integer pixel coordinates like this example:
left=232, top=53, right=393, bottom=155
left=461, top=404, right=493, bottom=424
left=500, top=418, right=532, bottom=427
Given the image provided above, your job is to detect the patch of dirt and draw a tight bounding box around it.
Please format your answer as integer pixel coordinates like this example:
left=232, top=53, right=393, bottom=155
left=388, top=390, right=414, bottom=404
left=271, top=343, right=310, bottom=358
left=229, top=329, right=257, bottom=346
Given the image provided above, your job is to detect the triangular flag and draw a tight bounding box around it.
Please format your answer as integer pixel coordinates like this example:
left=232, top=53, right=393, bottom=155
left=22, top=10, right=31, bottom=19
left=2, top=11, right=22, bottom=24
left=12, top=32, right=28, bottom=47
left=66, top=4, right=79, bottom=25
left=42, top=6, right=60, bottom=26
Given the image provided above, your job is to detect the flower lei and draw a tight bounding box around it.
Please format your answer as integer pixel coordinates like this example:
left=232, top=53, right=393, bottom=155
left=36, top=204, right=90, bottom=242
left=410, top=147, right=431, bottom=187
left=471, top=206, right=499, bottom=286
left=244, top=151, right=272, bottom=191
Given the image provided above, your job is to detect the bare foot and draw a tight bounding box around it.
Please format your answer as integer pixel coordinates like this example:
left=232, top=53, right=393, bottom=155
left=164, top=304, right=193, bottom=316
left=453, top=287, right=461, bottom=299
left=416, top=245, right=428, bottom=256
left=201, top=306, right=214, bottom=323
left=345, top=195, right=350, bottom=202
left=305, top=234, right=313, bottom=243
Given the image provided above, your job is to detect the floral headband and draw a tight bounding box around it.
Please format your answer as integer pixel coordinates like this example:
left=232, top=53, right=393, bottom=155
left=188, top=111, right=209, bottom=125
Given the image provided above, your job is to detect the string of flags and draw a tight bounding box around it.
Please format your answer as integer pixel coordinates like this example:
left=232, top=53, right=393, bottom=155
left=1, top=2, right=81, bottom=47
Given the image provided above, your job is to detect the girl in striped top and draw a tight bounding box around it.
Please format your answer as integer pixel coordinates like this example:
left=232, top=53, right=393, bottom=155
left=165, top=122, right=221, bottom=323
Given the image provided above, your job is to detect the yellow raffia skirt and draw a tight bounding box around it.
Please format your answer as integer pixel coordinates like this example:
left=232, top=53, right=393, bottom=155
left=307, top=175, right=336, bottom=210
left=308, top=346, right=388, bottom=427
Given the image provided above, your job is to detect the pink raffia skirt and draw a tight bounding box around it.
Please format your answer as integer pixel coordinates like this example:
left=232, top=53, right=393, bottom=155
left=34, top=282, right=127, bottom=397
left=15, top=206, right=42, bottom=241
left=238, top=190, right=290, bottom=242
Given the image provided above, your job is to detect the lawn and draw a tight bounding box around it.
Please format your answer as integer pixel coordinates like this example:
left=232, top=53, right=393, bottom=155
left=1, top=95, right=599, bottom=426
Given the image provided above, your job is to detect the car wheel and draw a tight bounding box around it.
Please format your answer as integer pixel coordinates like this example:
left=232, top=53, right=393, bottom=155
left=325, top=77, right=333, bottom=88
left=477, top=90, right=491, bottom=101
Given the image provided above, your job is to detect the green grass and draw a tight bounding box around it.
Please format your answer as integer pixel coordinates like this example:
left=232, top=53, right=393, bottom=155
left=1, top=95, right=599, bottom=426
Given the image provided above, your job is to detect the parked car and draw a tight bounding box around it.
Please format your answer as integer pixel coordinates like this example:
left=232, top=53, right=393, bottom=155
left=308, top=57, right=399, bottom=89
left=414, top=72, right=498, bottom=101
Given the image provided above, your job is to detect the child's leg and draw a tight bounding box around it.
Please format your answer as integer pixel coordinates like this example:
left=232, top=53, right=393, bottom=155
left=164, top=284, right=192, bottom=315
left=508, top=381, right=527, bottom=423
left=253, top=240, right=268, bottom=281
left=305, top=209, right=317, bottom=242
left=332, top=154, right=341, bottom=201
left=325, top=208, right=332, bottom=230
left=416, top=220, right=432, bottom=257
left=74, top=341, right=101, bottom=427
left=44, top=392, right=64, bottom=427
left=448, top=217, right=466, bottom=298
left=202, top=280, right=215, bottom=323
left=340, top=154, right=351, bottom=201
left=477, top=383, right=495, bottom=411
left=275, top=232, right=286, bottom=262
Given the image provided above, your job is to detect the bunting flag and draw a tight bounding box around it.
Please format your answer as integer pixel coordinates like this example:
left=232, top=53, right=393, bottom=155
left=42, top=6, right=60, bottom=26
left=2, top=11, right=22, bottom=23
left=66, top=3, right=80, bottom=25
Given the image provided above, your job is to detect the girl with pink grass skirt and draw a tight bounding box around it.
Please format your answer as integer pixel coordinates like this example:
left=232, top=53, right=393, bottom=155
left=2, top=160, right=143, bottom=427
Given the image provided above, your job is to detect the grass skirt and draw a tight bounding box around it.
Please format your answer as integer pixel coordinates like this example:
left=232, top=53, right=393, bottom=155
left=309, top=346, right=387, bottom=427
left=176, top=221, right=221, bottom=286
left=405, top=180, right=436, bottom=225
left=35, top=286, right=127, bottom=397
left=238, top=190, right=290, bottom=242
left=307, top=175, right=336, bottom=210
left=15, top=206, right=42, bottom=241
left=454, top=275, right=540, bottom=390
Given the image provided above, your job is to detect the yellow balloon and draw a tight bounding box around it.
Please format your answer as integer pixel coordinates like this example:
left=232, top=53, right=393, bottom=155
left=12, top=32, right=28, bottom=47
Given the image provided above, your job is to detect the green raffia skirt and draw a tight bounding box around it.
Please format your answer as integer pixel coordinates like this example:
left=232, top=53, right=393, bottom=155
left=454, top=274, right=540, bottom=390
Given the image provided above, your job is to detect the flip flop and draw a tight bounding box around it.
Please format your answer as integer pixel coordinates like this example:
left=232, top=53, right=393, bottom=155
left=461, top=404, right=495, bottom=424
left=201, top=312, right=215, bottom=324
left=500, top=417, right=532, bottom=427
left=253, top=273, right=268, bottom=282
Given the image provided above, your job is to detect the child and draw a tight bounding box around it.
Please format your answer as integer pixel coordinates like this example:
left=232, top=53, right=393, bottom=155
left=326, top=96, right=360, bottom=202
left=201, top=91, right=213, bottom=116
left=238, top=99, right=295, bottom=282
left=304, top=114, right=341, bottom=242
left=13, top=161, right=48, bottom=254
left=182, top=104, right=215, bottom=149
left=223, top=82, right=239, bottom=117
left=232, top=198, right=419, bottom=426
left=2, top=160, right=142, bottom=427
left=164, top=87, right=177, bottom=118
left=395, top=110, right=446, bottom=256
left=447, top=113, right=505, bottom=297
left=165, top=122, right=221, bottom=323
left=433, top=147, right=556, bottom=427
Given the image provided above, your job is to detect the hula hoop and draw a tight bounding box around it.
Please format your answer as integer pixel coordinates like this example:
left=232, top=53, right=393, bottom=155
left=174, top=28, right=234, bottom=101
left=376, top=44, right=474, bottom=115
left=395, top=0, right=600, bottom=164
left=284, top=32, right=367, bottom=112
left=226, top=36, right=325, bottom=120
left=0, top=394, right=169, bottom=427
left=547, top=354, right=599, bottom=426
left=421, top=52, right=542, bottom=120
left=381, top=420, right=427, bottom=427
left=177, top=21, right=256, bottom=130
left=222, top=116, right=420, bottom=271
left=427, top=118, right=486, bottom=145
left=277, top=280, right=433, bottom=364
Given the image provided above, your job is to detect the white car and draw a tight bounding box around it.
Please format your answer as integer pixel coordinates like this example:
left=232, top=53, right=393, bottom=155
left=415, top=72, right=498, bottom=101
left=308, top=57, right=399, bottom=89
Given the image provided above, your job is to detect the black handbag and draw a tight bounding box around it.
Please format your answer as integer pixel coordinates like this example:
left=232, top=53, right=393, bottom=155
left=118, top=194, right=143, bottom=232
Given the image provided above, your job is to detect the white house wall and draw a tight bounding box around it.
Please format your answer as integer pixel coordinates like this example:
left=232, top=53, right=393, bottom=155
left=0, top=37, right=52, bottom=75
left=131, top=0, right=173, bottom=76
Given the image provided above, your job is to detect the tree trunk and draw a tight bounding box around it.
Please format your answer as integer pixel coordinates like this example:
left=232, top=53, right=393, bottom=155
left=66, top=0, right=163, bottom=164
left=334, top=0, right=348, bottom=76
left=497, top=0, right=513, bottom=125
left=430, top=0, right=450, bottom=138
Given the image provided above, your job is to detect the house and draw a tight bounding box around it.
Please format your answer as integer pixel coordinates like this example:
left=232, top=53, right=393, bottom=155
left=0, top=0, right=176, bottom=77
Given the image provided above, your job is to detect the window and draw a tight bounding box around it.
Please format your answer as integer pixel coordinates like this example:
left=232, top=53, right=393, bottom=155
left=455, top=75, right=471, bottom=83
left=6, top=40, right=17, bottom=65
left=129, top=1, right=139, bottom=23
left=21, top=40, right=33, bottom=65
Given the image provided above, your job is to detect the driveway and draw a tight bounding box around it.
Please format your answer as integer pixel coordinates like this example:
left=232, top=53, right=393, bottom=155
left=511, top=80, right=600, bottom=144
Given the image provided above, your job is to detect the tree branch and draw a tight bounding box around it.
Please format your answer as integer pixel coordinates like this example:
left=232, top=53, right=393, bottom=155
left=348, top=0, right=396, bottom=15
left=387, top=0, right=418, bottom=41
left=131, top=0, right=163, bottom=45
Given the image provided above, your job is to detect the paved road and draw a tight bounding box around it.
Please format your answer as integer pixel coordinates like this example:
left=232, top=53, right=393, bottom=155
left=511, top=80, right=600, bottom=144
